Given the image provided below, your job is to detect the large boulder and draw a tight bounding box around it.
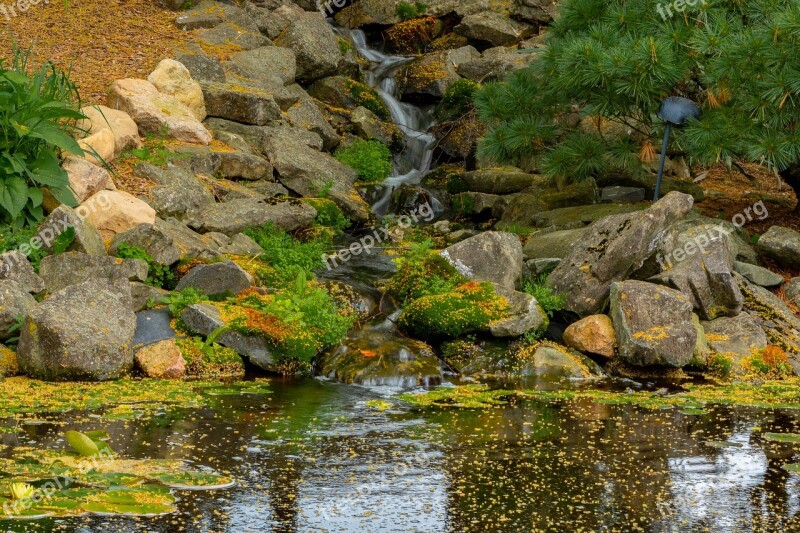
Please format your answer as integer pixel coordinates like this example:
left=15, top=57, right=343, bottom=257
left=175, top=50, right=226, bottom=83
left=512, top=0, right=558, bottom=24
left=107, top=79, right=211, bottom=145
left=488, top=284, right=548, bottom=338
left=274, top=12, right=343, bottom=83
left=460, top=169, right=545, bottom=194
left=263, top=134, right=370, bottom=223
left=39, top=252, right=148, bottom=294
left=195, top=22, right=269, bottom=51
left=228, top=47, right=297, bottom=88
left=175, top=261, right=253, bottom=296
left=733, top=261, right=785, bottom=288
left=134, top=164, right=214, bottom=223
left=399, top=46, right=480, bottom=101
left=174, top=0, right=250, bottom=30
left=286, top=100, right=340, bottom=151
left=109, top=224, right=182, bottom=266
left=757, top=226, right=800, bottom=268
left=702, top=313, right=769, bottom=360
left=457, top=47, right=536, bottom=82
left=520, top=344, right=602, bottom=379
left=62, top=157, right=111, bottom=203
left=440, top=232, right=523, bottom=290
left=17, top=280, right=136, bottom=381
left=455, top=12, right=534, bottom=46
left=562, top=314, right=616, bottom=359
left=0, top=281, right=37, bottom=340
left=156, top=218, right=221, bottom=261
left=147, top=59, right=206, bottom=121
left=548, top=192, right=695, bottom=317
left=648, top=236, right=743, bottom=321
left=523, top=228, right=589, bottom=261
left=736, top=273, right=800, bottom=363
left=201, top=82, right=282, bottom=126
left=83, top=190, right=157, bottom=242
left=192, top=198, right=317, bottom=235
left=609, top=280, right=697, bottom=368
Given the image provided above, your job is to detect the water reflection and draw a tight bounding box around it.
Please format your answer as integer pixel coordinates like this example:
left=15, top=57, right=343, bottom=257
left=5, top=381, right=800, bottom=531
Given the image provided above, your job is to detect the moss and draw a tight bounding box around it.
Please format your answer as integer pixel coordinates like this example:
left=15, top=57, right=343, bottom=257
left=345, top=79, right=390, bottom=120
left=176, top=336, right=244, bottom=380
left=397, top=281, right=509, bottom=339
left=385, top=16, right=438, bottom=54
left=383, top=242, right=466, bottom=304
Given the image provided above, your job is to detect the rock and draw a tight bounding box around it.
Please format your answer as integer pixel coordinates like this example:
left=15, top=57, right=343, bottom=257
left=702, top=313, right=768, bottom=359
left=193, top=198, right=317, bottom=235
left=175, top=261, right=253, bottom=296
left=0, top=281, right=37, bottom=340
left=196, top=22, right=269, bottom=51
left=107, top=79, right=211, bottom=145
left=170, top=145, right=273, bottom=181
left=691, top=313, right=712, bottom=366
left=201, top=82, right=281, bottom=126
left=601, top=186, right=646, bottom=203
left=228, top=46, right=297, bottom=88
left=512, top=0, right=558, bottom=24
left=83, top=190, right=157, bottom=242
left=609, top=280, right=697, bottom=368
left=522, top=344, right=600, bottom=379
left=219, top=233, right=263, bottom=255
left=134, top=339, right=186, bottom=379
left=17, top=280, right=136, bottom=381
left=733, top=261, right=785, bottom=288
left=736, top=273, right=800, bottom=360
left=263, top=134, right=369, bottom=223
left=109, top=224, right=182, bottom=266
left=441, top=232, right=523, bottom=290
left=523, top=257, right=561, bottom=278
left=488, top=285, right=547, bottom=338
left=757, top=226, right=800, bottom=268
left=549, top=192, right=695, bottom=317
left=522, top=228, right=589, bottom=260
left=320, top=332, right=442, bottom=388
left=457, top=47, right=535, bottom=82
left=649, top=236, right=743, bottom=321
left=307, top=76, right=389, bottom=119
left=0, top=344, right=19, bottom=377
left=274, top=12, right=342, bottom=83
left=563, top=315, right=616, bottom=359
left=0, top=252, right=44, bottom=294
left=497, top=182, right=602, bottom=227
left=181, top=303, right=273, bottom=370
left=133, top=308, right=176, bottom=348
left=452, top=192, right=499, bottom=217
left=133, top=164, right=214, bottom=223
left=78, top=105, right=141, bottom=155
left=147, top=59, right=206, bottom=121
left=77, top=128, right=116, bottom=165
left=787, top=278, right=800, bottom=309
left=351, top=106, right=398, bottom=146
left=129, top=282, right=165, bottom=313
left=39, top=252, right=148, bottom=294
left=455, top=12, right=534, bottom=47
left=62, top=157, right=111, bottom=203
left=36, top=205, right=106, bottom=256
left=390, top=185, right=436, bottom=215
left=400, top=46, right=480, bottom=101
left=174, top=0, right=249, bottom=30
left=460, top=169, right=545, bottom=194
left=175, top=51, right=226, bottom=83
left=156, top=218, right=221, bottom=261
left=286, top=100, right=340, bottom=151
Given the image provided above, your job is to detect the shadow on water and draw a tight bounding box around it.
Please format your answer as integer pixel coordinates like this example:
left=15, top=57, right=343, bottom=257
left=5, top=379, right=800, bottom=532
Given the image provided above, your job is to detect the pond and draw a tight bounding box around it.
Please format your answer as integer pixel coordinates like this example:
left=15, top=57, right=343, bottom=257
left=4, top=378, right=800, bottom=531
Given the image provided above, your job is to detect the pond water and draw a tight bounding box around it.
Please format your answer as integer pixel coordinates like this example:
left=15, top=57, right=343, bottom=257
left=5, top=378, right=800, bottom=532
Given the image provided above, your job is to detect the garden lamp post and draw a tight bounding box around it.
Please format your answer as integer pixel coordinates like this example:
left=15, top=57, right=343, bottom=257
left=654, top=96, right=701, bottom=201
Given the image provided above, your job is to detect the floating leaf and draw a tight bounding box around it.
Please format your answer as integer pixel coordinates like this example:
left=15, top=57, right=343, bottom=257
left=783, top=463, right=800, bottom=473
left=151, top=471, right=235, bottom=490
left=763, top=432, right=800, bottom=443
left=704, top=440, right=743, bottom=449
left=679, top=408, right=708, bottom=416
left=65, top=431, right=100, bottom=457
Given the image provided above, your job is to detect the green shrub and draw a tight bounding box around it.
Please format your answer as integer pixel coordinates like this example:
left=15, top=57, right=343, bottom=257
left=0, top=224, right=74, bottom=271
left=398, top=281, right=508, bottom=339
left=160, top=288, right=205, bottom=317
left=334, top=140, right=393, bottom=183
left=345, top=79, right=390, bottom=120
left=396, top=1, right=428, bottom=21
left=114, top=243, right=175, bottom=288
left=708, top=353, right=732, bottom=379
left=522, top=275, right=566, bottom=317
left=0, top=46, right=84, bottom=227
left=438, top=79, right=480, bottom=118
left=383, top=240, right=466, bottom=304
left=304, top=198, right=350, bottom=232
left=243, top=223, right=327, bottom=283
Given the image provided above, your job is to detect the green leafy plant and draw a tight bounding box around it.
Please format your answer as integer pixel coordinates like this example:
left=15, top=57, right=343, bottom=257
left=114, top=243, right=174, bottom=288
left=345, top=79, right=390, bottom=120
left=438, top=79, right=480, bottom=118
left=334, top=140, right=393, bottom=183
left=384, top=239, right=466, bottom=304
left=304, top=198, right=350, bottom=232
left=396, top=1, right=428, bottom=21
left=243, top=223, right=327, bottom=283
left=0, top=46, right=84, bottom=227
left=522, top=275, right=566, bottom=317
left=118, top=130, right=180, bottom=167
left=160, top=288, right=205, bottom=317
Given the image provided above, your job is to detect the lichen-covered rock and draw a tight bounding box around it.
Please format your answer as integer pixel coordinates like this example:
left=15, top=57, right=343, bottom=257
left=192, top=198, right=317, bottom=235
left=0, top=281, right=37, bottom=340
left=563, top=314, right=617, bottom=359
left=455, top=12, right=534, bottom=46
left=441, top=231, right=523, bottom=290
left=135, top=339, right=186, bottom=379
left=736, top=273, right=800, bottom=364
left=320, top=332, right=442, bottom=388
left=787, top=278, right=800, bottom=310
left=175, top=51, right=226, bottom=83
left=489, top=284, right=548, bottom=338
left=134, top=164, right=214, bottom=223
left=0, top=251, right=45, bottom=294
left=522, top=228, right=589, bottom=261
left=274, top=12, right=342, bottom=83
left=457, top=47, right=536, bottom=82
left=107, top=79, right=211, bottom=144
left=175, top=261, right=253, bottom=296
left=702, top=313, right=768, bottom=359
left=459, top=169, right=545, bottom=194
left=201, top=82, right=282, bottom=126
left=452, top=192, right=500, bottom=218
left=549, top=192, right=695, bottom=317
left=36, top=205, right=106, bottom=256
left=156, top=218, right=221, bottom=261
left=228, top=46, right=297, bottom=88
left=512, top=0, right=558, bottom=24
left=399, top=46, right=480, bottom=101
left=148, top=59, right=206, bottom=121
left=519, top=343, right=602, bottom=379
left=757, top=225, right=800, bottom=269
left=195, top=22, right=269, bottom=51
left=174, top=0, right=249, bottom=30
left=733, top=261, right=785, bottom=288
left=307, top=76, right=390, bottom=119
left=109, top=224, right=182, bottom=266
left=39, top=252, right=148, bottom=294
left=0, top=344, right=19, bottom=377
left=17, top=280, right=136, bottom=381
left=609, top=280, right=697, bottom=368
left=286, top=100, right=340, bottom=151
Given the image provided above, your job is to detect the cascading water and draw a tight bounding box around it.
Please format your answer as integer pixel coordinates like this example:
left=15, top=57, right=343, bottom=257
left=344, top=30, right=439, bottom=216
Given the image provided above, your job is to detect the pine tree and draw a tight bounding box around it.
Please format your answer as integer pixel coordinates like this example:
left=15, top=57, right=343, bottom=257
left=476, top=0, right=800, bottom=210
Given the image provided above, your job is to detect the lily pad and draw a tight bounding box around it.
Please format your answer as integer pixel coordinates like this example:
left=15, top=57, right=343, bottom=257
left=763, top=432, right=800, bottom=443
left=704, top=440, right=744, bottom=449
left=782, top=463, right=800, bottom=473
left=679, top=408, right=708, bottom=416
left=151, top=471, right=236, bottom=490
left=65, top=431, right=100, bottom=457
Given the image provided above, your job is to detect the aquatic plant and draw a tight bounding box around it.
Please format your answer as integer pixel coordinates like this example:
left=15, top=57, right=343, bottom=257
left=383, top=239, right=466, bottom=305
